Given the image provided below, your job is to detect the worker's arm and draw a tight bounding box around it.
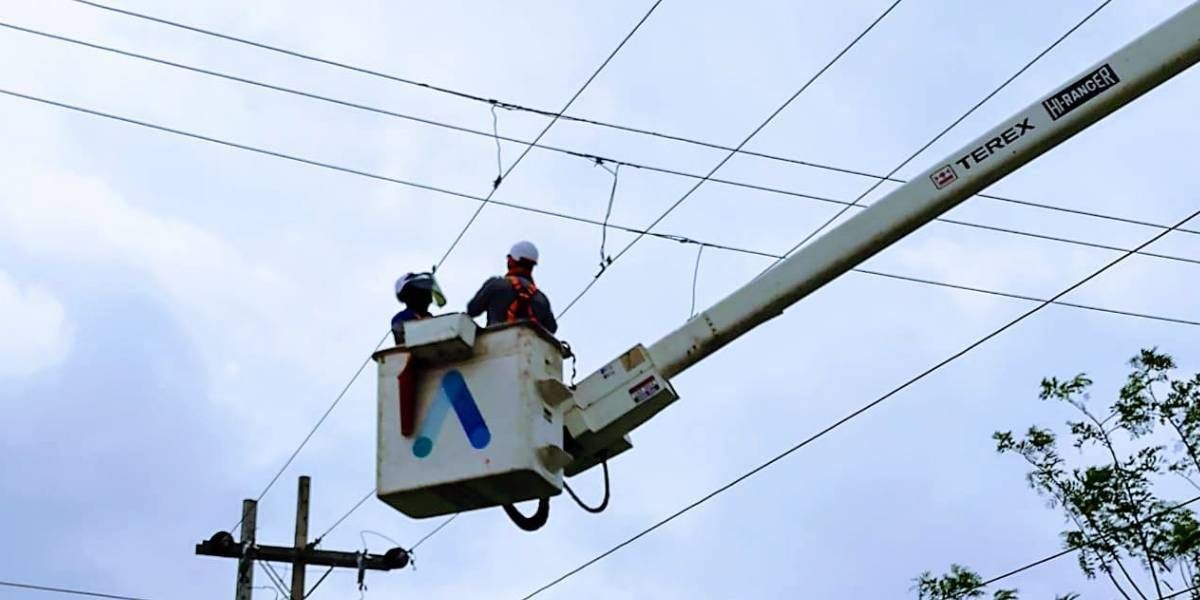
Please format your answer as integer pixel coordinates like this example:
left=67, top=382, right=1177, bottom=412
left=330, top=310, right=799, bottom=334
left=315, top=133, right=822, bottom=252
left=466, top=277, right=499, bottom=317
left=537, top=294, right=558, bottom=334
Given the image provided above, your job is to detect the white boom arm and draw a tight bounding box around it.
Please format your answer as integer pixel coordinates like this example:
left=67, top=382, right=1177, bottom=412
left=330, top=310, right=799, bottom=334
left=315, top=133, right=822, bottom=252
left=562, top=1, right=1200, bottom=475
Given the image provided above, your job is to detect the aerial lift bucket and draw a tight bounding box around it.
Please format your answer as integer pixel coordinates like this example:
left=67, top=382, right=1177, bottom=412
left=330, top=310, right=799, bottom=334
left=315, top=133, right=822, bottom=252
left=374, top=314, right=574, bottom=518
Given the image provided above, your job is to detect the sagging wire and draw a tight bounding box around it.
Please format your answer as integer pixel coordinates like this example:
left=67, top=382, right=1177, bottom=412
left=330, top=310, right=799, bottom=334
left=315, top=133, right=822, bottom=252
left=34, top=11, right=1200, bottom=244
left=258, top=561, right=289, bottom=599
left=252, top=585, right=281, bottom=600
left=564, top=460, right=611, bottom=514
left=70, top=0, right=1198, bottom=237
left=10, top=86, right=1197, bottom=327
left=490, top=104, right=504, bottom=189
left=433, top=0, right=664, bottom=270
left=689, top=245, right=705, bottom=318
left=360, top=529, right=402, bottom=550
left=596, top=160, right=621, bottom=274
left=359, top=529, right=415, bottom=571
left=553, top=0, right=907, bottom=322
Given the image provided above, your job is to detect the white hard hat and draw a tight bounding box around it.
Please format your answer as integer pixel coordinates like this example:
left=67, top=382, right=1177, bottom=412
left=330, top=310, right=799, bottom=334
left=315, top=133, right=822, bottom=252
left=508, top=240, right=539, bottom=264
left=395, top=272, right=446, bottom=307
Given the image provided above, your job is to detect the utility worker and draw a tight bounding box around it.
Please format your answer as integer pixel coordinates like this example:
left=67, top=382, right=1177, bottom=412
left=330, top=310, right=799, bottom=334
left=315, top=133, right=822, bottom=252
left=391, top=272, right=446, bottom=345
left=467, top=241, right=558, bottom=334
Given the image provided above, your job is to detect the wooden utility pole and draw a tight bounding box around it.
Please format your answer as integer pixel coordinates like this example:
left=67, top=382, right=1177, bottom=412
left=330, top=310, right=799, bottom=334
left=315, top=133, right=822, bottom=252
left=236, top=499, right=257, bottom=600
left=290, top=476, right=310, bottom=600
left=196, top=475, right=410, bottom=599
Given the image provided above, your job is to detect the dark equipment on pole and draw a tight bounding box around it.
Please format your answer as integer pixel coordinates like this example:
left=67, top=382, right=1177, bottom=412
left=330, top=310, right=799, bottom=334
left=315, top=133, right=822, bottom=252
left=196, top=476, right=409, bottom=599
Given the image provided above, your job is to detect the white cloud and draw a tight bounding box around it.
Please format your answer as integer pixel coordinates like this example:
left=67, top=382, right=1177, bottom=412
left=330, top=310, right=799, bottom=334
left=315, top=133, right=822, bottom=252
left=0, top=270, right=71, bottom=378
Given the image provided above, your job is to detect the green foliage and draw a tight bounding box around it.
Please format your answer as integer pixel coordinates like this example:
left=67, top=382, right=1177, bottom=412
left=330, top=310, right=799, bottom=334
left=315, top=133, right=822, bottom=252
left=912, top=564, right=1015, bottom=599
left=916, top=349, right=1200, bottom=600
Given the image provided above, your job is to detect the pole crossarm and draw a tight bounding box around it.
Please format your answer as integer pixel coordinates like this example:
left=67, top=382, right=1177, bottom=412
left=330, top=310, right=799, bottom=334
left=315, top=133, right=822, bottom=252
left=196, top=532, right=409, bottom=572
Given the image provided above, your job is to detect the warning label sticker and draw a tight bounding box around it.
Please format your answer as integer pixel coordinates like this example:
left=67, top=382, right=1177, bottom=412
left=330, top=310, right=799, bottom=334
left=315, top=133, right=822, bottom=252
left=629, top=377, right=662, bottom=404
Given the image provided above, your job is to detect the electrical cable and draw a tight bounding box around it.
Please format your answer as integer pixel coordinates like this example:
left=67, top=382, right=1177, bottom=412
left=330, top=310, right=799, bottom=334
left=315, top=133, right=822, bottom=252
left=252, top=586, right=282, bottom=600
left=1, top=24, right=1193, bottom=268
left=490, top=105, right=504, bottom=188
left=433, top=0, right=662, bottom=269
left=960, top=494, right=1200, bottom=599
left=517, top=206, right=1200, bottom=600
left=555, top=0, right=907, bottom=318
left=688, top=246, right=704, bottom=317
left=411, top=514, right=458, bottom=551
left=0, top=580, right=152, bottom=600
left=314, top=487, right=377, bottom=545
left=0, top=88, right=1192, bottom=331
left=598, top=162, right=620, bottom=272
left=303, top=566, right=335, bottom=599
left=257, top=562, right=290, bottom=600
left=556, top=0, right=1118, bottom=319
left=848, top=267, right=1200, bottom=328
left=564, top=460, right=610, bottom=514
left=770, top=0, right=1114, bottom=268
left=230, top=329, right=390, bottom=532
left=316, top=488, right=456, bottom=559
left=67, top=0, right=1197, bottom=240
left=6, top=19, right=1192, bottom=250
left=359, top=530, right=402, bottom=550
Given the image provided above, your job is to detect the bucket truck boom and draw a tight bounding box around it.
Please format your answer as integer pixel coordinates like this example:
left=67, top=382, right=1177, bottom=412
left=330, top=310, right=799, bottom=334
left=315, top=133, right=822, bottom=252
left=374, top=2, right=1200, bottom=520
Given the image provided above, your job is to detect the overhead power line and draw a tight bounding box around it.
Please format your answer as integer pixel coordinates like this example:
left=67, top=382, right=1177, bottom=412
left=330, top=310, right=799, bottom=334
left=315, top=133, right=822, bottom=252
left=773, top=0, right=1114, bottom=265
left=552, top=0, right=1113, bottom=319
left=433, top=0, right=662, bottom=268
left=518, top=202, right=1200, bottom=599
left=68, top=0, right=1200, bottom=240
left=314, top=487, right=376, bottom=545
left=964, top=494, right=1200, bottom=598
left=556, top=0, right=1116, bottom=319
left=315, top=486, right=456, bottom=559
left=64, top=0, right=1200, bottom=240
left=229, top=330, right=390, bottom=532
left=555, top=0, right=907, bottom=317
left=3, top=22, right=1195, bottom=270
left=0, top=579, right=152, bottom=600
left=2, top=88, right=1193, bottom=332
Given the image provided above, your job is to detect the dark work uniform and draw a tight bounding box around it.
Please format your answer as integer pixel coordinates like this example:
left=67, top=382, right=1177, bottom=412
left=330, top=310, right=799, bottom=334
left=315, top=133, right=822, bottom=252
left=391, top=308, right=431, bottom=345
left=466, top=275, right=558, bottom=334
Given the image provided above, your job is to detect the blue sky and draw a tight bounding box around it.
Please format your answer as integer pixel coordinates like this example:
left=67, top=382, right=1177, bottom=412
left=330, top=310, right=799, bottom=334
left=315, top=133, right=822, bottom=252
left=2, top=1, right=1199, bottom=598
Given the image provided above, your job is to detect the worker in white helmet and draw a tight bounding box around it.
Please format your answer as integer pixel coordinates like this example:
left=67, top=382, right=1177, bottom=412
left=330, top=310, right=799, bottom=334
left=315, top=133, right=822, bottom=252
left=391, top=272, right=446, bottom=345
left=466, top=241, right=558, bottom=334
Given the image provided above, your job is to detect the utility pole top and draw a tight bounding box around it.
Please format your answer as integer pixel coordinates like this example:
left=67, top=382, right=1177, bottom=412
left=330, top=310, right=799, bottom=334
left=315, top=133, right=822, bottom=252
left=196, top=476, right=408, bottom=599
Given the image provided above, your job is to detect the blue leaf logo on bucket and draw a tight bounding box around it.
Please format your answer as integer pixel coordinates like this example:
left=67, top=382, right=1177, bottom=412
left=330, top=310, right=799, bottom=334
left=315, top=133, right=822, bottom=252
left=412, top=370, right=491, bottom=458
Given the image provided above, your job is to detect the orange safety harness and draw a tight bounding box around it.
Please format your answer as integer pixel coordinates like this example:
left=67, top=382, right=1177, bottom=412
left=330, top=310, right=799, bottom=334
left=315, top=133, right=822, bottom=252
left=504, top=274, right=539, bottom=324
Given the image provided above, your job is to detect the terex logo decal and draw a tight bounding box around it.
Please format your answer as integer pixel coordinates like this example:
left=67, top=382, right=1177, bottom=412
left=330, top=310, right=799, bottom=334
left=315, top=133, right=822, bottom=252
left=954, top=118, right=1035, bottom=172
left=410, top=369, right=491, bottom=458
